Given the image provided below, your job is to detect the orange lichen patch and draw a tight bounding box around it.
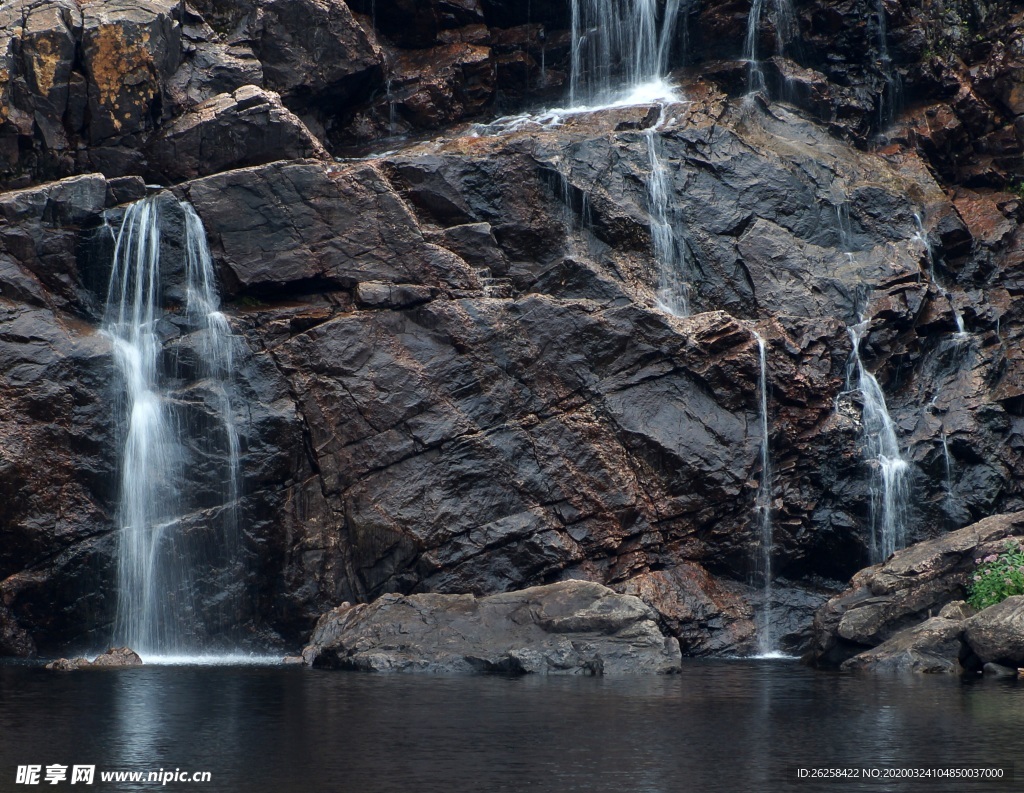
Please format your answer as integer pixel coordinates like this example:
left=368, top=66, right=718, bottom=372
left=87, top=23, right=156, bottom=127
left=30, top=36, right=62, bottom=98
left=0, top=66, right=8, bottom=122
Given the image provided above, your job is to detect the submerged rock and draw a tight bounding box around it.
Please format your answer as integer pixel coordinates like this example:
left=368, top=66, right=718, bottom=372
left=45, top=647, right=143, bottom=670
left=302, top=580, right=682, bottom=675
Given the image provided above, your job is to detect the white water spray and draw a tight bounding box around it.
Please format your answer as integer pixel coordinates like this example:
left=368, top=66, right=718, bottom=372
left=569, top=0, right=681, bottom=107
left=847, top=318, right=910, bottom=562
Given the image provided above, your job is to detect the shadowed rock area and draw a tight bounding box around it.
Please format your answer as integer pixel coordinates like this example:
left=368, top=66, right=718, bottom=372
left=301, top=580, right=682, bottom=674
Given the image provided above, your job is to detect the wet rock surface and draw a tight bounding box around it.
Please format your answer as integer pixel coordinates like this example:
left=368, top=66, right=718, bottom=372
left=301, top=580, right=682, bottom=674
left=0, top=0, right=1023, bottom=660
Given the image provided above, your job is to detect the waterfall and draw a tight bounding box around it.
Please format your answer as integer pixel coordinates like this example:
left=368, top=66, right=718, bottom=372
left=847, top=318, right=910, bottom=562
left=873, top=0, right=902, bottom=128
left=752, top=331, right=776, bottom=655
left=644, top=113, right=690, bottom=316
left=744, top=0, right=796, bottom=95
left=569, top=0, right=682, bottom=106
left=913, top=214, right=967, bottom=340
left=105, top=197, right=241, bottom=656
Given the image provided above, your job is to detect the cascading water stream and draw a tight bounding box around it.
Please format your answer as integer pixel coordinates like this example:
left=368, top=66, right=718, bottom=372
left=873, top=0, right=902, bottom=129
left=105, top=197, right=241, bottom=657
left=913, top=214, right=967, bottom=340
left=644, top=110, right=690, bottom=316
left=847, top=318, right=910, bottom=562
left=744, top=0, right=796, bottom=95
left=752, top=330, right=777, bottom=655
left=569, top=0, right=682, bottom=107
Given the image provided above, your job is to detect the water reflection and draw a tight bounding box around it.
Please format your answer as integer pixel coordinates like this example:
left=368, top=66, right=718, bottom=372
left=0, top=661, right=1021, bottom=792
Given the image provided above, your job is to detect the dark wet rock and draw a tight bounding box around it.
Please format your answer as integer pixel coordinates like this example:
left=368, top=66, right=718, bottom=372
left=809, top=512, right=1024, bottom=667
left=964, top=596, right=1024, bottom=667
left=146, top=86, right=328, bottom=182
left=840, top=617, right=965, bottom=674
left=302, top=580, right=682, bottom=675
left=982, top=661, right=1018, bottom=677
left=248, top=0, right=384, bottom=113
left=45, top=646, right=142, bottom=670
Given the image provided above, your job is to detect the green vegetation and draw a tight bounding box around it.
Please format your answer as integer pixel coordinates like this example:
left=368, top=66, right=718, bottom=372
left=968, top=542, right=1024, bottom=610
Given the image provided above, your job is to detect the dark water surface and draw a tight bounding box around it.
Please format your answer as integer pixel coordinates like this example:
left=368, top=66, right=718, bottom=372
left=1, top=660, right=1021, bottom=792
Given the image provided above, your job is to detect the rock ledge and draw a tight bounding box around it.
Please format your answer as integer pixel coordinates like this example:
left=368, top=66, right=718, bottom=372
left=302, top=580, right=682, bottom=675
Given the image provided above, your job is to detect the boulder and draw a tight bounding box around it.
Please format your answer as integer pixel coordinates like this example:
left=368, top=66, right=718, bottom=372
left=840, top=617, right=965, bottom=674
left=302, top=580, right=682, bottom=675
left=808, top=512, right=1024, bottom=667
left=964, top=596, right=1024, bottom=667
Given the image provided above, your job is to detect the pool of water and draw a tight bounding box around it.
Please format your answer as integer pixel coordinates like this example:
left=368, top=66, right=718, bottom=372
left=0, top=660, right=1019, bottom=792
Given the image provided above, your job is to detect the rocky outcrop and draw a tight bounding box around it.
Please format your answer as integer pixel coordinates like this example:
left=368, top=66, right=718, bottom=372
left=839, top=617, right=966, bottom=674
left=146, top=86, right=328, bottom=182
left=45, top=646, right=142, bottom=670
left=964, top=596, right=1024, bottom=667
left=808, top=512, right=1024, bottom=667
left=301, top=580, right=682, bottom=674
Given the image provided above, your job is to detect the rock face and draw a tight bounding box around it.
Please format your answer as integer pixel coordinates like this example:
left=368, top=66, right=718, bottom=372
left=0, top=0, right=1023, bottom=661
left=301, top=580, right=682, bottom=674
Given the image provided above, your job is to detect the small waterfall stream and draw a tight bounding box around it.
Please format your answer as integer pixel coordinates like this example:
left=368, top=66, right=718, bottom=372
left=744, top=0, right=796, bottom=95
left=105, top=197, right=241, bottom=656
left=752, top=330, right=777, bottom=655
left=847, top=318, right=910, bottom=562
left=873, top=0, right=902, bottom=128
left=914, top=214, right=967, bottom=340
left=569, top=0, right=682, bottom=106
left=644, top=111, right=690, bottom=316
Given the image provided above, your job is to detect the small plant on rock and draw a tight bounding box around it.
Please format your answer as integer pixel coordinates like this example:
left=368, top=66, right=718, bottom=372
left=968, top=541, right=1024, bottom=610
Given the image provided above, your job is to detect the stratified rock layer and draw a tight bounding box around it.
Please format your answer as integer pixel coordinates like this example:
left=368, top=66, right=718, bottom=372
left=302, top=580, right=682, bottom=674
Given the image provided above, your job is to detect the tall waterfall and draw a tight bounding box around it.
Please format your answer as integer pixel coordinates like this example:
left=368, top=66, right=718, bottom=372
left=752, top=331, right=776, bottom=654
left=105, top=197, right=241, bottom=656
left=644, top=113, right=690, bottom=316
left=744, top=0, right=796, bottom=95
left=569, top=0, right=682, bottom=106
left=847, top=318, right=910, bottom=562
